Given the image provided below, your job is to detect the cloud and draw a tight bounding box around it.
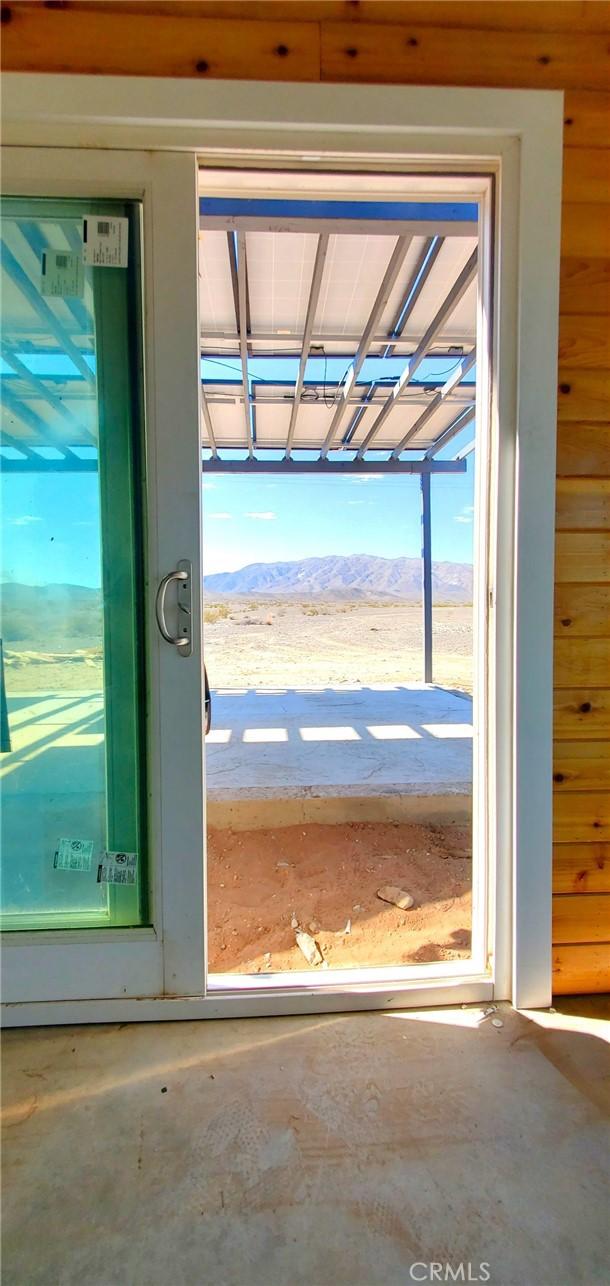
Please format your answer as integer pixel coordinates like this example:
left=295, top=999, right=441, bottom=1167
left=454, top=504, right=474, bottom=524
left=350, top=475, right=381, bottom=484
left=208, top=512, right=233, bottom=521
left=9, top=515, right=42, bottom=526
left=202, top=481, right=217, bottom=491
left=245, top=511, right=276, bottom=521
left=454, top=515, right=471, bottom=524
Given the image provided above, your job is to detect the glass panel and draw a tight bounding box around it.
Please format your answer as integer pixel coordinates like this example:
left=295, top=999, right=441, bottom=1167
left=0, top=198, right=148, bottom=929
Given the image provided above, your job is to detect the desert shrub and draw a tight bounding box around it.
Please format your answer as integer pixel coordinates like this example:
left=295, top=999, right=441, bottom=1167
left=204, top=602, right=230, bottom=624
left=305, top=602, right=332, bottom=616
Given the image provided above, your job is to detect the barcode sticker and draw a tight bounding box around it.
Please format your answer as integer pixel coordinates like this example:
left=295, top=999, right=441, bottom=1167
left=97, top=851, right=138, bottom=885
left=41, top=250, right=84, bottom=298
left=83, top=216, right=129, bottom=268
left=54, top=837, right=94, bottom=872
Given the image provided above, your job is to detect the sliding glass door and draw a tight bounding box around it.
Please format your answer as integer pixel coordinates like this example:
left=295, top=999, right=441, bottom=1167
left=1, top=150, right=205, bottom=1002
left=1, top=196, right=147, bottom=931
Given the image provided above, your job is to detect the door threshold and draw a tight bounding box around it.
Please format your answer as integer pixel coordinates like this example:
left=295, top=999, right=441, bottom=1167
left=208, top=959, right=488, bottom=991
left=2, top=973, right=494, bottom=1027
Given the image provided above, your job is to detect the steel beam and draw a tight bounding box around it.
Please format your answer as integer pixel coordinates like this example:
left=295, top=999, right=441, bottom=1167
left=201, top=329, right=473, bottom=350
left=0, top=430, right=39, bottom=460
left=203, top=387, right=474, bottom=408
left=200, top=385, right=218, bottom=458
left=424, top=406, right=476, bottom=459
left=0, top=455, right=97, bottom=473
left=356, top=250, right=478, bottom=458
left=0, top=381, right=76, bottom=458
left=383, top=236, right=443, bottom=359
left=201, top=215, right=477, bottom=238
left=320, top=235, right=413, bottom=458
left=455, top=438, right=476, bottom=460
left=202, top=458, right=467, bottom=475
left=420, top=472, right=433, bottom=684
left=235, top=232, right=253, bottom=456
left=390, top=350, right=476, bottom=458
left=285, top=233, right=329, bottom=459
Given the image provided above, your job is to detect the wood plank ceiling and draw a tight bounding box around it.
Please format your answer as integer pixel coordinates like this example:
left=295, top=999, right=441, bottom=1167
left=2, top=0, right=609, bottom=994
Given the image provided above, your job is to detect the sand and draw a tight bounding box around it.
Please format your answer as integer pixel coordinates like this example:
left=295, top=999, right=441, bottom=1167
left=207, top=820, right=472, bottom=974
left=203, top=599, right=473, bottom=692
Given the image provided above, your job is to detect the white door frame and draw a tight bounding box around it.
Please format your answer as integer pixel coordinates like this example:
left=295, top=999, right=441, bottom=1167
left=1, top=147, right=206, bottom=1003
left=1, top=77, right=563, bottom=1023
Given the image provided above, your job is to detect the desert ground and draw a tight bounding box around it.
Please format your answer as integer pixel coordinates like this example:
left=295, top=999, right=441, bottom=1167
left=207, top=819, right=472, bottom=974
left=3, top=599, right=473, bottom=694
left=203, top=598, right=473, bottom=692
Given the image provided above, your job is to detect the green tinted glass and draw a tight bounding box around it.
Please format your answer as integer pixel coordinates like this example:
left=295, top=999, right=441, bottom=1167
left=0, top=198, right=148, bottom=929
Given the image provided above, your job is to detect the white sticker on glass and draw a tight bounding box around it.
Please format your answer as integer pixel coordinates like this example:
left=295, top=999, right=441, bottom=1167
left=97, top=851, right=138, bottom=885
left=53, top=837, right=94, bottom=872
left=41, top=250, right=85, bottom=298
left=83, top=217, right=129, bottom=268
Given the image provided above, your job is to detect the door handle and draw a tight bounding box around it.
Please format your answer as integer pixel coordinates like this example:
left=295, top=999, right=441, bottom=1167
left=155, top=560, right=192, bottom=656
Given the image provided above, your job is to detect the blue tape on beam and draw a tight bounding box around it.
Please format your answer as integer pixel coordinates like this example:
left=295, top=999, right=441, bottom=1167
left=200, top=198, right=479, bottom=223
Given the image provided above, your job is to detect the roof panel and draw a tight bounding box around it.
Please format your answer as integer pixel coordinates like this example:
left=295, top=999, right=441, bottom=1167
left=246, top=231, right=318, bottom=336
left=199, top=230, right=235, bottom=334
left=316, top=234, right=398, bottom=338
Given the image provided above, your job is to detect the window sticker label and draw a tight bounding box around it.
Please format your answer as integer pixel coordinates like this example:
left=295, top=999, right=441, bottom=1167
left=83, top=216, right=129, bottom=268
left=53, top=838, right=94, bottom=872
left=41, top=250, right=85, bottom=299
left=97, top=851, right=138, bottom=885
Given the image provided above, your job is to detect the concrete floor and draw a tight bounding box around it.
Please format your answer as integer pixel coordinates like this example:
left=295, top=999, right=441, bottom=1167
left=2, top=1000, right=609, bottom=1286
left=206, top=684, right=473, bottom=800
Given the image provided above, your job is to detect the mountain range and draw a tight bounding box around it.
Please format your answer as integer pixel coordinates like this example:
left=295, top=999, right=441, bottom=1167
left=1, top=555, right=473, bottom=641
left=205, top=554, right=472, bottom=603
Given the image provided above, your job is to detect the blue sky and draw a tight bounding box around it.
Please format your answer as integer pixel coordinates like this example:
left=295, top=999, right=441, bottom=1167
left=202, top=467, right=474, bottom=576
left=1, top=462, right=474, bottom=588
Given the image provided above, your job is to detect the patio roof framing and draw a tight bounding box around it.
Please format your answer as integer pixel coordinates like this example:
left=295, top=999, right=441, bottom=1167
left=285, top=231, right=329, bottom=459
left=383, top=235, right=443, bottom=359
left=390, top=349, right=476, bottom=459
left=424, top=405, right=476, bottom=459
left=319, top=233, right=413, bottom=458
left=200, top=385, right=218, bottom=459
left=1, top=343, right=96, bottom=447
left=355, top=248, right=478, bottom=458
left=235, top=231, right=254, bottom=456
left=202, top=457, right=466, bottom=475
left=201, top=329, right=473, bottom=351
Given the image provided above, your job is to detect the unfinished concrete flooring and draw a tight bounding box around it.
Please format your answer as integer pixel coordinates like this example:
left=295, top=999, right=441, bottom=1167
left=2, top=1001, right=609, bottom=1286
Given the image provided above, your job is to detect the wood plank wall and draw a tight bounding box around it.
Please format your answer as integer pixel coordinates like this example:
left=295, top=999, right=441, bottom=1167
left=2, top=0, right=609, bottom=994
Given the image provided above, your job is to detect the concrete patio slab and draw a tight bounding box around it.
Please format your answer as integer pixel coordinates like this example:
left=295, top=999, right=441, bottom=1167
left=205, top=684, right=472, bottom=828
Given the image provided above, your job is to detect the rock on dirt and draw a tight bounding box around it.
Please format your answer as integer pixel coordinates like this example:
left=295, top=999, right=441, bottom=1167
left=295, top=930, right=323, bottom=966
left=377, top=885, right=415, bottom=911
